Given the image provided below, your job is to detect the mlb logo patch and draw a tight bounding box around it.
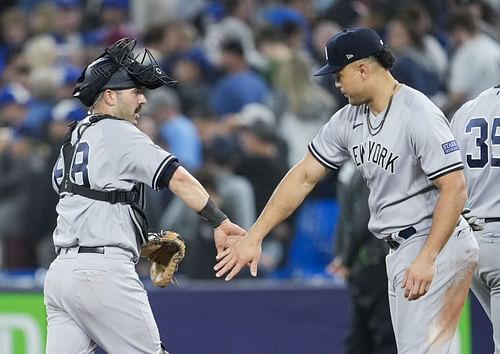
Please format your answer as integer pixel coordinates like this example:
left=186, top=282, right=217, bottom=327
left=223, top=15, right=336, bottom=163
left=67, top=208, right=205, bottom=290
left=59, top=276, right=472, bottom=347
left=442, top=140, right=459, bottom=154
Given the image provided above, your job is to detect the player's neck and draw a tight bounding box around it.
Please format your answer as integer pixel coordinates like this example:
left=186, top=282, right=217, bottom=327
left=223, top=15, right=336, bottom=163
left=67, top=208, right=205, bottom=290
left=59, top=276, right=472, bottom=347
left=368, top=78, right=400, bottom=115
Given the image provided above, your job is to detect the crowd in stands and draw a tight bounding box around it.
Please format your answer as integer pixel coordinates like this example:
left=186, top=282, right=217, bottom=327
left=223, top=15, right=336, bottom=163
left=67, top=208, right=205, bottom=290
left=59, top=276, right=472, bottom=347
left=0, top=0, right=499, bottom=279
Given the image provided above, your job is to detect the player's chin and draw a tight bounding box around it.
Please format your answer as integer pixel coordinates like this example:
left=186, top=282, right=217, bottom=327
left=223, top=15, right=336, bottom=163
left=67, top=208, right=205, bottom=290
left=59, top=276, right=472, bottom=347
left=348, top=98, right=364, bottom=106
left=133, top=113, right=140, bottom=125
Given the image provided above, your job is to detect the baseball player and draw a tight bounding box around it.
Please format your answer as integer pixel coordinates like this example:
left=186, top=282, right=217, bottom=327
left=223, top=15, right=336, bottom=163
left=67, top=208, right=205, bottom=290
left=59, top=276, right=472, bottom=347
left=450, top=84, right=500, bottom=353
left=215, top=27, right=479, bottom=353
left=44, top=38, right=245, bottom=354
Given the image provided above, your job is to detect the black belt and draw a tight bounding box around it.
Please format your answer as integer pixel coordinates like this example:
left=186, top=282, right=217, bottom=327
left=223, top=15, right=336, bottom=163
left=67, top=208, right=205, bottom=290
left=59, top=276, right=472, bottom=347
left=78, top=246, right=105, bottom=254
left=384, top=226, right=417, bottom=250
left=485, top=218, right=500, bottom=223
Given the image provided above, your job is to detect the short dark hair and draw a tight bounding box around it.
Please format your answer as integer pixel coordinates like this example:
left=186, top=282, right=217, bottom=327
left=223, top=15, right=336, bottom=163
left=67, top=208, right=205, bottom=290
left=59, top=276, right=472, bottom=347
left=447, top=9, right=479, bottom=34
left=372, top=47, right=395, bottom=70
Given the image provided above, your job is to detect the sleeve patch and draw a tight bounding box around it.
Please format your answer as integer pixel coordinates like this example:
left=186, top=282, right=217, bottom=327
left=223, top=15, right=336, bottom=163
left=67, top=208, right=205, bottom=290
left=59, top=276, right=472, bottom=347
left=441, top=140, right=459, bottom=154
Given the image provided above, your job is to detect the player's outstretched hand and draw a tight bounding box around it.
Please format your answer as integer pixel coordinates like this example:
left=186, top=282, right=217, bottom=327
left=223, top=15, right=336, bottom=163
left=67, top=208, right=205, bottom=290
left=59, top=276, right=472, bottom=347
left=402, top=255, right=435, bottom=301
left=214, top=236, right=262, bottom=281
left=214, top=220, right=247, bottom=259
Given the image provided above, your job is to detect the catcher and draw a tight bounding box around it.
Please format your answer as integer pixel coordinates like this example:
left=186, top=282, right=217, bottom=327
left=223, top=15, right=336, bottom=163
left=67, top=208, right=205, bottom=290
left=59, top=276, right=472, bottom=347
left=141, top=230, right=187, bottom=287
left=44, top=37, right=246, bottom=354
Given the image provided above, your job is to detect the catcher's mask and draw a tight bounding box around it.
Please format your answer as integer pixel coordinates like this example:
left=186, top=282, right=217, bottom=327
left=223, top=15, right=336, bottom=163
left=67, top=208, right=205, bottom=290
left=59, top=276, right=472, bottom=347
left=73, top=37, right=177, bottom=106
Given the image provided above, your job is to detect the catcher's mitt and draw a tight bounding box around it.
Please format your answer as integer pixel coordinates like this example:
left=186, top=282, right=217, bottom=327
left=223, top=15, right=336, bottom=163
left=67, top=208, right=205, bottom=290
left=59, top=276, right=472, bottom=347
left=140, top=230, right=186, bottom=287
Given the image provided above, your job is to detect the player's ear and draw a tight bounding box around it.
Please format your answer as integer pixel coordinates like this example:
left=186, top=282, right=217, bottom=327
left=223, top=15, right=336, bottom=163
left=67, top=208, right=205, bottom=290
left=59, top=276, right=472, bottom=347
left=102, top=89, right=117, bottom=106
left=358, top=61, right=370, bottom=81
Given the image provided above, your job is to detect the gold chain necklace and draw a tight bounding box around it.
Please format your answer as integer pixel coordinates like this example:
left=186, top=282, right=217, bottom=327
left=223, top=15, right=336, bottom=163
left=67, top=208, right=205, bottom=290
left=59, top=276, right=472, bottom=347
left=366, top=82, right=398, bottom=136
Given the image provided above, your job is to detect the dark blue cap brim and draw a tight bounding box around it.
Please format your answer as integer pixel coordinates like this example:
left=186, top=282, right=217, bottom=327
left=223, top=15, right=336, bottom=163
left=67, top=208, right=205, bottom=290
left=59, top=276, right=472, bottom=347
left=313, top=63, right=342, bottom=76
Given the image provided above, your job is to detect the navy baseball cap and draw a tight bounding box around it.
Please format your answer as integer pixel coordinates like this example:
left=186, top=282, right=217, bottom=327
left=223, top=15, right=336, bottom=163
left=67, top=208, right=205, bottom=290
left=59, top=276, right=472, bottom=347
left=313, top=27, right=385, bottom=76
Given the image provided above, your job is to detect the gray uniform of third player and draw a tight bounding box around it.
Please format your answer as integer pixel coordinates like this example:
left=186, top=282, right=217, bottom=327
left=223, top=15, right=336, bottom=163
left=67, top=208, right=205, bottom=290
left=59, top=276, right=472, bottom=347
left=451, top=85, right=500, bottom=353
left=45, top=116, right=176, bottom=353
left=310, top=84, right=479, bottom=353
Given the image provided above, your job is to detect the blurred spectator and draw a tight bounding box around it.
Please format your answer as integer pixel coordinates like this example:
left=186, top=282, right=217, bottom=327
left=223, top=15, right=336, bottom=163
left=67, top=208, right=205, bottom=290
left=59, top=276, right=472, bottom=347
left=281, top=0, right=316, bottom=26
left=135, top=0, right=204, bottom=28
left=0, top=7, right=30, bottom=76
left=386, top=15, right=442, bottom=98
left=209, top=38, right=270, bottom=117
left=172, top=49, right=213, bottom=117
left=143, top=21, right=213, bottom=116
left=0, top=50, right=31, bottom=89
left=204, top=134, right=255, bottom=230
left=35, top=99, right=86, bottom=268
left=233, top=103, right=289, bottom=215
left=272, top=51, right=336, bottom=166
left=204, top=0, right=265, bottom=69
left=144, top=87, right=202, bottom=172
left=259, top=2, right=309, bottom=50
left=311, top=20, right=341, bottom=70
left=462, top=0, right=499, bottom=40
left=399, top=3, right=449, bottom=83
left=254, top=24, right=293, bottom=98
left=48, top=0, right=86, bottom=67
left=443, top=8, right=500, bottom=116
left=326, top=161, right=396, bottom=354
left=233, top=103, right=291, bottom=273
left=0, top=125, right=45, bottom=269
left=50, top=98, right=86, bottom=127
left=84, top=0, right=138, bottom=46
left=23, top=34, right=59, bottom=69
left=24, top=66, right=63, bottom=136
left=145, top=21, right=202, bottom=77
left=0, top=83, right=31, bottom=128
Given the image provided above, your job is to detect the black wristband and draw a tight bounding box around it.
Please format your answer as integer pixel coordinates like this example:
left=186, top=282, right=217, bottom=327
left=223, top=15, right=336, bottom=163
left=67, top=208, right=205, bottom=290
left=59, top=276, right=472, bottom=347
left=198, top=198, right=227, bottom=228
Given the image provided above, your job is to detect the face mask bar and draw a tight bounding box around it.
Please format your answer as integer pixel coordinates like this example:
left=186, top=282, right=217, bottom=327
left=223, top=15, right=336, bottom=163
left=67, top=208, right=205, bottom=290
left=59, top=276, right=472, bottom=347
left=105, top=37, right=177, bottom=89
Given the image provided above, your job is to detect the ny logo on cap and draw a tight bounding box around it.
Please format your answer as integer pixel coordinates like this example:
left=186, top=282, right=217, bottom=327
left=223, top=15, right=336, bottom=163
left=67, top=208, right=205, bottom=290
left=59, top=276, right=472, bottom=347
left=346, top=54, right=354, bottom=59
left=324, top=47, right=328, bottom=61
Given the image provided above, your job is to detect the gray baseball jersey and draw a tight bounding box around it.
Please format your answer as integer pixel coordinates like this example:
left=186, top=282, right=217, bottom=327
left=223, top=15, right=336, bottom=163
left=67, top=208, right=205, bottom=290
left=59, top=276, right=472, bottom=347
left=309, top=84, right=463, bottom=237
left=309, top=84, right=479, bottom=353
left=450, top=85, right=500, bottom=354
left=450, top=86, right=500, bottom=219
left=51, top=116, right=177, bottom=256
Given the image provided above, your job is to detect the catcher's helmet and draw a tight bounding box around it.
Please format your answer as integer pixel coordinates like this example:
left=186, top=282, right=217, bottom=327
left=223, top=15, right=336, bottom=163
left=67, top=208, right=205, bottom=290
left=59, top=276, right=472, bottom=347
left=73, top=37, right=176, bottom=106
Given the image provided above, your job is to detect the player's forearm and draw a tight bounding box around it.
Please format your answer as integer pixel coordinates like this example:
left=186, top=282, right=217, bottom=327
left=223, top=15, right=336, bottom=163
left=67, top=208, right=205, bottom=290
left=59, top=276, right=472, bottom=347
left=168, top=166, right=210, bottom=211
left=420, top=173, right=467, bottom=262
